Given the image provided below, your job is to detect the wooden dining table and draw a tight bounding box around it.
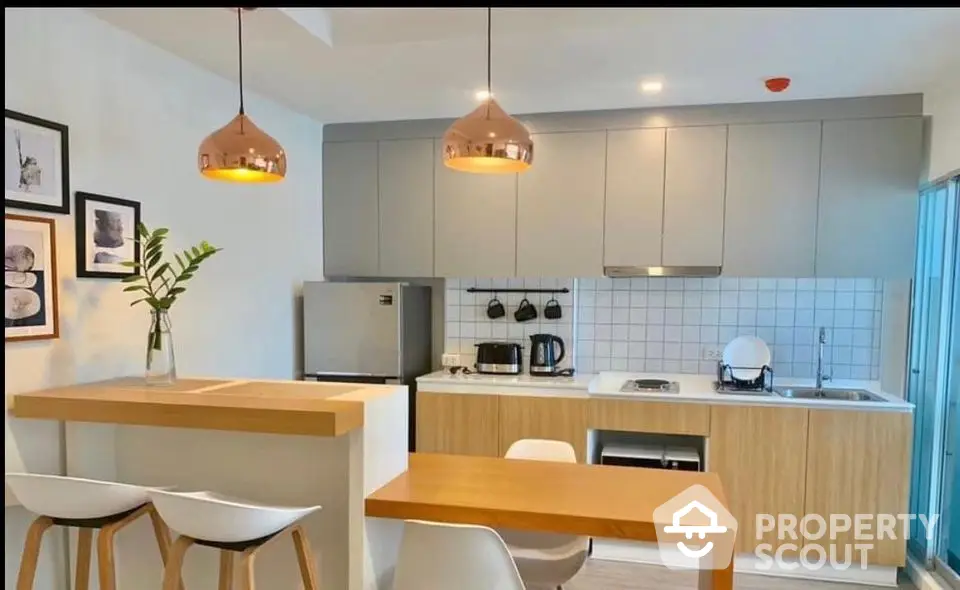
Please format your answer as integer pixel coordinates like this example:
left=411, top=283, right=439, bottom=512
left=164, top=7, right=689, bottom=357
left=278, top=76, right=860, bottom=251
left=366, top=453, right=735, bottom=590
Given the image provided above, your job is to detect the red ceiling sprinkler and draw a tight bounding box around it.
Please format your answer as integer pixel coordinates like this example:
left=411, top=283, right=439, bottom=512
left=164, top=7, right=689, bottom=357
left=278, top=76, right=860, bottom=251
left=765, top=77, right=791, bottom=93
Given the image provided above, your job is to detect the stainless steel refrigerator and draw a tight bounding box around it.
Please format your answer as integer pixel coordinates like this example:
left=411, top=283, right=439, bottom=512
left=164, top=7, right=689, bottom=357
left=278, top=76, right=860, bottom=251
left=302, top=281, right=432, bottom=450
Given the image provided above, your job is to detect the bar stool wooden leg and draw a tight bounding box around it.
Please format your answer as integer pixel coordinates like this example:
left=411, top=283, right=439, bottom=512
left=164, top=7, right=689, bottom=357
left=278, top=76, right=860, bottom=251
left=291, top=525, right=319, bottom=590
left=16, top=516, right=54, bottom=590
left=149, top=507, right=184, bottom=590
left=162, top=536, right=195, bottom=590
left=75, top=528, right=94, bottom=590
left=97, top=504, right=164, bottom=590
left=96, top=524, right=117, bottom=590
left=218, top=550, right=235, bottom=590
left=230, top=524, right=319, bottom=590
left=239, top=550, right=257, bottom=590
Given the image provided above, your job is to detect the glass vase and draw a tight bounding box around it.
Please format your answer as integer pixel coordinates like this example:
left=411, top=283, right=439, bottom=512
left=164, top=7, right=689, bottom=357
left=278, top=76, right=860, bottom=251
left=145, top=309, right=176, bottom=386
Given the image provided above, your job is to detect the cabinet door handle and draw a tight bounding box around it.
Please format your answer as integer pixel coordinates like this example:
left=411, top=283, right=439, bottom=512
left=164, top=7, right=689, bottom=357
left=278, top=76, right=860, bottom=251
left=911, top=369, right=921, bottom=375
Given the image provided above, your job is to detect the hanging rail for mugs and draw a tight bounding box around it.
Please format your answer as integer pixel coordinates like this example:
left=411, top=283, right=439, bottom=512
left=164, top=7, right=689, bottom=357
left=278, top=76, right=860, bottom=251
left=465, top=288, right=570, bottom=294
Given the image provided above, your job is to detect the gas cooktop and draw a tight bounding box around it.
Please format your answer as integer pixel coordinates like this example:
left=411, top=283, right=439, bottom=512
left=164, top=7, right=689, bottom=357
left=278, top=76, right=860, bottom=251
left=619, top=378, right=681, bottom=394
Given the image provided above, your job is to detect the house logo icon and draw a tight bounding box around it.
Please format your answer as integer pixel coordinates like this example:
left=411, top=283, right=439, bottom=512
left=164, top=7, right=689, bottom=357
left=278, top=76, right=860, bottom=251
left=653, top=484, right=738, bottom=571
left=663, top=500, right=729, bottom=559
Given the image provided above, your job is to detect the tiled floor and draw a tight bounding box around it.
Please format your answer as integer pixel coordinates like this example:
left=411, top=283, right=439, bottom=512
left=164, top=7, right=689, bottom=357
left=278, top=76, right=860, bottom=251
left=565, top=559, right=916, bottom=589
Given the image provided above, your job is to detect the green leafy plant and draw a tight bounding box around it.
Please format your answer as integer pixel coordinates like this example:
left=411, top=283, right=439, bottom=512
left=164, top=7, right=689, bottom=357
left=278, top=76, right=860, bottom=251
left=121, top=223, right=222, bottom=350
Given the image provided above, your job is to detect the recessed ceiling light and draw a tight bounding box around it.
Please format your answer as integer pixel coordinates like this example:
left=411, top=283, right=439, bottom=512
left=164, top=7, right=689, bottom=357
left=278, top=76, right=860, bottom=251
left=474, top=89, right=492, bottom=101
left=640, top=81, right=664, bottom=94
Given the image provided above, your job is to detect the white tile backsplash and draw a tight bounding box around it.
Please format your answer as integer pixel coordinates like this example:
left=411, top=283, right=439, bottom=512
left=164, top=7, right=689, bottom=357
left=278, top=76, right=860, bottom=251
left=444, top=278, right=575, bottom=371
left=443, top=276, right=883, bottom=380
left=576, top=277, right=883, bottom=379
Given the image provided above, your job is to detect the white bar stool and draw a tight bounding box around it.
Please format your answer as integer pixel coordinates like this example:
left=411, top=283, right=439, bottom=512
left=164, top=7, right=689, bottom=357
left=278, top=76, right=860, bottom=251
left=149, top=490, right=322, bottom=590
left=5, top=473, right=182, bottom=590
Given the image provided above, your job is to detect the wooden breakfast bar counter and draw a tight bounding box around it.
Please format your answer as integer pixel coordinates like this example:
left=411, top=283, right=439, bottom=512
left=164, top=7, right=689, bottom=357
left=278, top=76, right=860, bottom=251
left=9, top=377, right=374, bottom=436
left=7, top=377, right=411, bottom=590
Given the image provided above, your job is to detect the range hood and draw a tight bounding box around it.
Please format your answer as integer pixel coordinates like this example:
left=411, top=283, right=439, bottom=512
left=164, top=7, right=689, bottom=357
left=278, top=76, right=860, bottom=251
left=604, top=266, right=722, bottom=278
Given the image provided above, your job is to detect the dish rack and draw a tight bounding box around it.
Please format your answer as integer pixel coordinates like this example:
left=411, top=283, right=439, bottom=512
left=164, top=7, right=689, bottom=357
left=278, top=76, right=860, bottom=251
left=715, top=361, right=775, bottom=393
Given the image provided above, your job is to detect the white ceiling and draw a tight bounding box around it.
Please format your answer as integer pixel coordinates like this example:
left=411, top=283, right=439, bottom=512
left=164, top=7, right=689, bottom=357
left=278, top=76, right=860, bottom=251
left=89, top=7, right=960, bottom=124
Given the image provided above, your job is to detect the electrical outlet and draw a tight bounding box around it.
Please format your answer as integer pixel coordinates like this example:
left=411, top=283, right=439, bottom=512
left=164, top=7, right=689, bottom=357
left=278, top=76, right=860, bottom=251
left=701, top=346, right=724, bottom=361
left=441, top=353, right=461, bottom=368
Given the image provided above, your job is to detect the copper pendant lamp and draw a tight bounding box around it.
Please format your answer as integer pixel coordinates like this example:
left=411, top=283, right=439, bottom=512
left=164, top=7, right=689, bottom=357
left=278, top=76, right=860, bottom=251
left=442, top=8, right=533, bottom=174
left=198, top=8, right=286, bottom=183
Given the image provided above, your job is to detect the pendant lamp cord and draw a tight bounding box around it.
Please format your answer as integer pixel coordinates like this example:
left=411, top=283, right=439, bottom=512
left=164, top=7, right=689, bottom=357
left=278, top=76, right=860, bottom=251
left=486, top=7, right=492, bottom=95
left=236, top=7, right=245, bottom=116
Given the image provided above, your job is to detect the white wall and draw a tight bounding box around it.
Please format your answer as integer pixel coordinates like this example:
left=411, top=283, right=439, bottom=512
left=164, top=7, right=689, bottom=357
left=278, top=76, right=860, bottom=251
left=925, top=76, right=960, bottom=181
left=4, top=8, right=324, bottom=588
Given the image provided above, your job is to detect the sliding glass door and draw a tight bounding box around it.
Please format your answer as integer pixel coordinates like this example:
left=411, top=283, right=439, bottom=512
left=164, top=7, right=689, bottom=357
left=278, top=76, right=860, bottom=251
left=908, top=179, right=954, bottom=559
left=907, top=173, right=959, bottom=587
left=937, top=177, right=960, bottom=587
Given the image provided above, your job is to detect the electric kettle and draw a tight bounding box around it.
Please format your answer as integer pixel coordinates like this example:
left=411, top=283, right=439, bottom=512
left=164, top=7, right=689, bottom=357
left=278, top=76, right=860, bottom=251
left=529, top=334, right=565, bottom=376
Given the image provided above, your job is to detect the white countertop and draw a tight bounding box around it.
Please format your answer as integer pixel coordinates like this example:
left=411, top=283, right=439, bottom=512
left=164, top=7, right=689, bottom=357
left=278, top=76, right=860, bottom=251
left=589, top=372, right=912, bottom=412
left=417, top=370, right=595, bottom=395
left=417, top=370, right=913, bottom=412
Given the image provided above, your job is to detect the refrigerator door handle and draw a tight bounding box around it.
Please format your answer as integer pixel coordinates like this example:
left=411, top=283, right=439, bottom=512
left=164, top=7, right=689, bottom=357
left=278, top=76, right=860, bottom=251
left=306, top=371, right=397, bottom=378
left=303, top=372, right=400, bottom=384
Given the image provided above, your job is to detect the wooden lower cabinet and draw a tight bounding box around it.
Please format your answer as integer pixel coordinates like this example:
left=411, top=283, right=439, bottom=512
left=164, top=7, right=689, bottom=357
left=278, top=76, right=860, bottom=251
left=708, top=406, right=810, bottom=555
left=499, top=396, right=590, bottom=462
left=804, top=410, right=913, bottom=566
left=417, top=391, right=914, bottom=567
left=416, top=392, right=500, bottom=457
left=588, top=398, right=710, bottom=435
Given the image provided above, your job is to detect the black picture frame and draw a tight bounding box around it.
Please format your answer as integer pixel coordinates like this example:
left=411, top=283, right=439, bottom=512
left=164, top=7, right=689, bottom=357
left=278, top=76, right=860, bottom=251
left=4, top=109, right=70, bottom=214
left=75, top=191, right=142, bottom=279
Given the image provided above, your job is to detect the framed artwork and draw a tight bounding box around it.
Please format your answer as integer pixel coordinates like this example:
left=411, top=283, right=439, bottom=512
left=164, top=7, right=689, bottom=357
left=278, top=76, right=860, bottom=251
left=4, top=110, right=70, bottom=214
left=5, top=213, right=59, bottom=342
left=75, top=191, right=141, bottom=279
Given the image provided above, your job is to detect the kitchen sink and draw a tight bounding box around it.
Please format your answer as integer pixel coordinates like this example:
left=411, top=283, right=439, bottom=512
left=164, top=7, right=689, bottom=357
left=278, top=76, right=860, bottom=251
left=775, top=387, right=885, bottom=402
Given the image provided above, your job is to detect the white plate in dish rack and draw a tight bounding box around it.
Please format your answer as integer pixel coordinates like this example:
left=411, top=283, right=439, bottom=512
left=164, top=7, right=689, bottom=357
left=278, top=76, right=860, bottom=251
left=722, top=336, right=771, bottom=381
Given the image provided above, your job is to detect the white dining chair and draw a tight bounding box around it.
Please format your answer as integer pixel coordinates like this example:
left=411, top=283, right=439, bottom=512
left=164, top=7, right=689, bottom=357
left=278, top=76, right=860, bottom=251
left=499, top=439, right=590, bottom=590
left=392, top=520, right=526, bottom=590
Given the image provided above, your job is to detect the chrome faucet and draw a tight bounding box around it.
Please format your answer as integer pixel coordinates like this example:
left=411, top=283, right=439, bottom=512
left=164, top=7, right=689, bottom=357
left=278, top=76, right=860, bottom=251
left=816, top=327, right=831, bottom=393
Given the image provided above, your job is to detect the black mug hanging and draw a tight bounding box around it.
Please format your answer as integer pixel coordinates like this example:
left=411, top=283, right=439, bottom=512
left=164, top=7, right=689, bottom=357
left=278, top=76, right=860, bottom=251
left=543, top=297, right=563, bottom=320
left=486, top=296, right=506, bottom=319
left=514, top=298, right=538, bottom=322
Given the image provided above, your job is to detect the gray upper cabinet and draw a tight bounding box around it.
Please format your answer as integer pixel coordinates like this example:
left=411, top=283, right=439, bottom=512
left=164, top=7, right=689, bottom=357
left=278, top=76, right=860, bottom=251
left=378, top=139, right=435, bottom=277
left=816, top=117, right=923, bottom=278
left=603, top=128, right=666, bottom=268
left=517, top=131, right=607, bottom=277
left=322, top=98, right=924, bottom=280
left=322, top=141, right=379, bottom=277
left=724, top=122, right=822, bottom=277
left=434, top=141, right=518, bottom=277
left=662, top=126, right=728, bottom=267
